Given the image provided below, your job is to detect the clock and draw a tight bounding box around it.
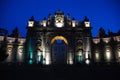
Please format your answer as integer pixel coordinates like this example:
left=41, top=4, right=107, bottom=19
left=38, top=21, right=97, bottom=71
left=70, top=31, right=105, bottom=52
left=55, top=17, right=64, bottom=27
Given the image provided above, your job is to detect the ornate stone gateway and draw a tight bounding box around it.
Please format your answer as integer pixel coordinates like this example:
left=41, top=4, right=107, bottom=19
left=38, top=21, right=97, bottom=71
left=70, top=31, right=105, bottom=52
left=26, top=10, right=92, bottom=65
left=51, top=36, right=67, bottom=64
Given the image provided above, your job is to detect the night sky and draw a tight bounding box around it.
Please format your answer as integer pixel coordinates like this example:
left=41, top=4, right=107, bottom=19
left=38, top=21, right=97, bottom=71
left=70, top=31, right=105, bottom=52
left=0, top=0, right=120, bottom=37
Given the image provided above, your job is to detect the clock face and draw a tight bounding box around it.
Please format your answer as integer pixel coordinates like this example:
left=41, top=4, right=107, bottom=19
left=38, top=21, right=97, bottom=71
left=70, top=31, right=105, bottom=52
left=55, top=17, right=64, bottom=27
left=55, top=22, right=64, bottom=27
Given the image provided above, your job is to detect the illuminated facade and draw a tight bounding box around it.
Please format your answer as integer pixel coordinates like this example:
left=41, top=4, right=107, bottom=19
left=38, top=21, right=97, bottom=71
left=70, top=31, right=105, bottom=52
left=0, top=10, right=120, bottom=65
left=92, top=35, right=120, bottom=63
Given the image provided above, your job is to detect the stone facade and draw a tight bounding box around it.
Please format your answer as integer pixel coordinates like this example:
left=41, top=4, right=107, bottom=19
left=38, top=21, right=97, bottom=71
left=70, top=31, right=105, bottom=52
left=0, top=10, right=120, bottom=65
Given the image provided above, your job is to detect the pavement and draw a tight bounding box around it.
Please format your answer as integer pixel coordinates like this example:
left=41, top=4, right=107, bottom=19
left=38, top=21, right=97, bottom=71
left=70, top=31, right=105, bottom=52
left=0, top=63, right=120, bottom=80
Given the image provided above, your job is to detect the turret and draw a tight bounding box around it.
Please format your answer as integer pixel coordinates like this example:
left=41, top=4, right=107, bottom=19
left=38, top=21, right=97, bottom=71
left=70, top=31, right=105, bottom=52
left=84, top=16, right=90, bottom=27
left=54, top=10, right=64, bottom=27
left=67, top=13, right=70, bottom=21
left=72, top=18, right=76, bottom=27
left=42, top=17, right=47, bottom=27
left=28, top=16, right=34, bottom=27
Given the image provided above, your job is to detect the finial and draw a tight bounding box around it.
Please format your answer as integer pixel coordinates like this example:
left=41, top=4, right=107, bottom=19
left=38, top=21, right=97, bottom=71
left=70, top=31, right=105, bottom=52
left=29, top=16, right=34, bottom=21
left=43, top=17, right=46, bottom=20
left=72, top=17, right=75, bottom=20
left=84, top=16, right=89, bottom=21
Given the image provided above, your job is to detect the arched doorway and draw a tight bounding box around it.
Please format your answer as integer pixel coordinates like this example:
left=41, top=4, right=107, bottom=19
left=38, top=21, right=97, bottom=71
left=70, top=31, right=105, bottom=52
left=51, top=36, right=68, bottom=64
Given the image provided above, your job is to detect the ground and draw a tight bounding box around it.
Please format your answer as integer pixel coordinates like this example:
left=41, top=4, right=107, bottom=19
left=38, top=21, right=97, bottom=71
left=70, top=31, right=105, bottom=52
left=0, top=63, right=120, bottom=80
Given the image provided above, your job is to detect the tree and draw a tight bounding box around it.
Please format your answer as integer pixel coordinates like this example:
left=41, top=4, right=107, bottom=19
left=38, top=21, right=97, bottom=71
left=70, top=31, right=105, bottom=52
left=0, top=35, right=8, bottom=61
left=0, top=42, right=8, bottom=61
left=10, top=27, right=20, bottom=38
left=98, top=27, right=106, bottom=37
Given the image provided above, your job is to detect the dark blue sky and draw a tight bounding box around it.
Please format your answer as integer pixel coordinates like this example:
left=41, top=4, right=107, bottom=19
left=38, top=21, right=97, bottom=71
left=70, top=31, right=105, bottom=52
left=0, top=0, right=120, bottom=37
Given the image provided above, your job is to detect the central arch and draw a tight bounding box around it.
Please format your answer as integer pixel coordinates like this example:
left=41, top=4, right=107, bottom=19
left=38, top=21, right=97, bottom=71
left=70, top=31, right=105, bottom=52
left=51, top=36, right=68, bottom=45
left=50, top=36, right=68, bottom=64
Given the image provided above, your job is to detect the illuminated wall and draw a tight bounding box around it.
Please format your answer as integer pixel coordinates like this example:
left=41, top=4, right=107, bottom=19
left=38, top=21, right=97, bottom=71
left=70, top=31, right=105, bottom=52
left=75, top=38, right=83, bottom=63
left=76, top=50, right=83, bottom=63
left=17, top=45, right=24, bottom=62
left=67, top=50, right=73, bottom=64
left=92, top=36, right=120, bottom=63
left=0, top=33, right=120, bottom=64
left=104, top=46, right=112, bottom=62
left=27, top=37, right=34, bottom=64
left=116, top=44, right=120, bottom=62
left=6, top=44, right=13, bottom=62
left=1, top=10, right=120, bottom=65
left=83, top=37, right=91, bottom=62
left=94, top=50, right=101, bottom=62
left=1, top=37, right=26, bottom=63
